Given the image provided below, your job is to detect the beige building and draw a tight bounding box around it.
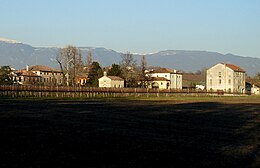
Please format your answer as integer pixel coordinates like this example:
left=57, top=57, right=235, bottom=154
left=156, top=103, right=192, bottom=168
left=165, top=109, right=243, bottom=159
left=98, top=72, right=124, bottom=88
left=251, top=84, right=260, bottom=95
left=147, top=68, right=182, bottom=89
left=14, top=65, right=63, bottom=85
left=206, top=63, right=246, bottom=93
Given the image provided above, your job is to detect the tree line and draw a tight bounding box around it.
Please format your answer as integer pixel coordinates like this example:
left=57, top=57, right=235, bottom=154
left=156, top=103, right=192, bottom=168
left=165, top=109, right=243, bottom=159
left=1, top=45, right=260, bottom=88
left=55, top=46, right=148, bottom=87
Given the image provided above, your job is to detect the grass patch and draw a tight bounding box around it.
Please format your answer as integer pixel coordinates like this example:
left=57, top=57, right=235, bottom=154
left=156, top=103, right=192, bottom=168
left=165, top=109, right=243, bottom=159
left=1, top=94, right=259, bottom=104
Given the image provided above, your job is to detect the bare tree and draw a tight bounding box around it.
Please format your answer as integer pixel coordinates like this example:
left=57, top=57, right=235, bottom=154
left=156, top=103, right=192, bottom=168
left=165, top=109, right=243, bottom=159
left=56, top=45, right=83, bottom=86
left=86, top=50, right=93, bottom=67
left=140, top=55, right=147, bottom=88
left=120, top=52, right=137, bottom=87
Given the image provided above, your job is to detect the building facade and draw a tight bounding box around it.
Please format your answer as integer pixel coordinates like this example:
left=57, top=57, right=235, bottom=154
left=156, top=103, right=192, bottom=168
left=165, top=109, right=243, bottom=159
left=206, top=63, right=246, bottom=93
left=251, top=84, right=260, bottom=95
left=98, top=72, right=124, bottom=88
left=147, top=68, right=182, bottom=89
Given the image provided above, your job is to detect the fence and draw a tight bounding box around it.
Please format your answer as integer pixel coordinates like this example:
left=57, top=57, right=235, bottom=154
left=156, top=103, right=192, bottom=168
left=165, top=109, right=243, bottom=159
left=0, top=85, right=244, bottom=98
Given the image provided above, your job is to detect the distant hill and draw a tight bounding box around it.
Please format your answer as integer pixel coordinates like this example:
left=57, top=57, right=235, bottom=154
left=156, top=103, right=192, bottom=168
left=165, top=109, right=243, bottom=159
left=1, top=38, right=260, bottom=76
left=145, top=50, right=260, bottom=76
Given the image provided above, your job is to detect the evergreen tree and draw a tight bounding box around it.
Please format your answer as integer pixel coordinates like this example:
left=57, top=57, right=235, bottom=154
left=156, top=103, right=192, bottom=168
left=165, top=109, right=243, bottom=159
left=87, top=61, right=103, bottom=87
left=0, top=66, right=13, bottom=85
left=108, top=64, right=122, bottom=76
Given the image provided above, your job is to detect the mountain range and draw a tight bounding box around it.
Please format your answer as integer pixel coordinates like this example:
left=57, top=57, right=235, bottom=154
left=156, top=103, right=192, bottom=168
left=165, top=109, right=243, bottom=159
left=0, top=38, right=260, bottom=76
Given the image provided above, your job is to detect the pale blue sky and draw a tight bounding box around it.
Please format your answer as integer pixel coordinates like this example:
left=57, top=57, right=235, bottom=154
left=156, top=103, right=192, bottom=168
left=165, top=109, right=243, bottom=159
left=1, top=0, right=260, bottom=57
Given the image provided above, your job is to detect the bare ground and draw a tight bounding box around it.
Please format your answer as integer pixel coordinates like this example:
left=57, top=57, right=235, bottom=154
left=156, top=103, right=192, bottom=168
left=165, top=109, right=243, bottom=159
left=0, top=98, right=259, bottom=168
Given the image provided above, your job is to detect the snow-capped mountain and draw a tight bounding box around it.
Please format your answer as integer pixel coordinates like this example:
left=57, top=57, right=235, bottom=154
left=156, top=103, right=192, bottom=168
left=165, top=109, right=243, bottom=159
left=0, top=37, right=21, bottom=44
left=0, top=38, right=260, bottom=76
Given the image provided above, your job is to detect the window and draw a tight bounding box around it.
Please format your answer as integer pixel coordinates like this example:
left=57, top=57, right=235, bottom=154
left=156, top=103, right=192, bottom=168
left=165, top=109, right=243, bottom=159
left=161, top=82, right=163, bottom=85
left=165, top=75, right=167, bottom=77
left=219, top=72, right=221, bottom=78
left=210, top=79, right=212, bottom=85
left=219, top=79, right=222, bottom=85
left=228, top=79, right=231, bottom=85
left=228, top=72, right=231, bottom=78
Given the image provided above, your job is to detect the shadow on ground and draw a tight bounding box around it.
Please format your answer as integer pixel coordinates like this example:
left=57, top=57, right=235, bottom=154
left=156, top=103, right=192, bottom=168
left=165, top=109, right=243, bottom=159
left=0, top=99, right=259, bottom=167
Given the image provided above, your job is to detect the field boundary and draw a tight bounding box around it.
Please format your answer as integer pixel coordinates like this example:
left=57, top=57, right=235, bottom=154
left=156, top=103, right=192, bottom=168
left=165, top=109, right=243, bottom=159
left=0, top=85, right=246, bottom=98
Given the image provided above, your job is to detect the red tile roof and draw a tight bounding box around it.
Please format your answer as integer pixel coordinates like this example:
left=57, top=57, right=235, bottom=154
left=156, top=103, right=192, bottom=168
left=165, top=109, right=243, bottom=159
left=21, top=65, right=62, bottom=72
left=224, top=64, right=245, bottom=72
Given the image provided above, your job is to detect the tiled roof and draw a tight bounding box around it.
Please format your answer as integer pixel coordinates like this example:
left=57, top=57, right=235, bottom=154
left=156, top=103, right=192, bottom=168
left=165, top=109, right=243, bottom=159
left=151, top=68, right=174, bottom=73
left=22, top=65, right=62, bottom=72
left=107, top=76, right=124, bottom=81
left=224, top=63, right=245, bottom=72
left=16, top=70, right=40, bottom=77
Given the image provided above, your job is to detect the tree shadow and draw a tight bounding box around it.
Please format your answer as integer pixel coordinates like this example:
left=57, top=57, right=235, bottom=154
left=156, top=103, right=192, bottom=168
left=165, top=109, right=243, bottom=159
left=0, top=100, right=259, bottom=167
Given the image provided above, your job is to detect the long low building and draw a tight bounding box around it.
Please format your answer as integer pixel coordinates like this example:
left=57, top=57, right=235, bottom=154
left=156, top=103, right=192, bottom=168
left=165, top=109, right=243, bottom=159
left=13, top=65, right=63, bottom=85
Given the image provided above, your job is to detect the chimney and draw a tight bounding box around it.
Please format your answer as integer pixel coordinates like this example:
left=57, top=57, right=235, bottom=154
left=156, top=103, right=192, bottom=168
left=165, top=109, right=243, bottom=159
left=26, top=65, right=29, bottom=71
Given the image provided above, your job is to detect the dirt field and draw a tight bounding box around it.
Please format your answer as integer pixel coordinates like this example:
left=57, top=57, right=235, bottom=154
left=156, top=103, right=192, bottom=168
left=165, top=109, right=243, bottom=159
left=0, top=97, right=259, bottom=167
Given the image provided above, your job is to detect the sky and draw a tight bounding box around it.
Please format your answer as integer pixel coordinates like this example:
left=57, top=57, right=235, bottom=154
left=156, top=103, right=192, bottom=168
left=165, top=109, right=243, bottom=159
left=1, top=0, right=260, bottom=57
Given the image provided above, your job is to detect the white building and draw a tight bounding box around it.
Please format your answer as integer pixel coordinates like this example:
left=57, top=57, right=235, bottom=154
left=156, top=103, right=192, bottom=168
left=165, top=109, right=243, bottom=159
left=147, top=68, right=182, bottom=89
left=206, top=63, right=246, bottom=93
left=251, top=84, right=260, bottom=95
left=98, top=72, right=124, bottom=88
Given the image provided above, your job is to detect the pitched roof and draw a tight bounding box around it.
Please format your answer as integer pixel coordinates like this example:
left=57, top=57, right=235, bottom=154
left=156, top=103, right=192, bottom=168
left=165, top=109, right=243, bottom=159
left=224, top=63, right=245, bottom=72
left=16, top=70, right=40, bottom=77
left=107, top=76, right=124, bottom=81
left=23, top=65, right=62, bottom=72
left=151, top=68, right=174, bottom=73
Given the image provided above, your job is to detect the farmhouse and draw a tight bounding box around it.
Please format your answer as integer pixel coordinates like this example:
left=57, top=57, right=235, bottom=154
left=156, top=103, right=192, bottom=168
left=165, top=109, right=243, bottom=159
left=146, top=68, right=182, bottom=89
left=206, top=63, right=246, bottom=93
left=14, top=65, right=63, bottom=85
left=98, top=72, right=124, bottom=88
